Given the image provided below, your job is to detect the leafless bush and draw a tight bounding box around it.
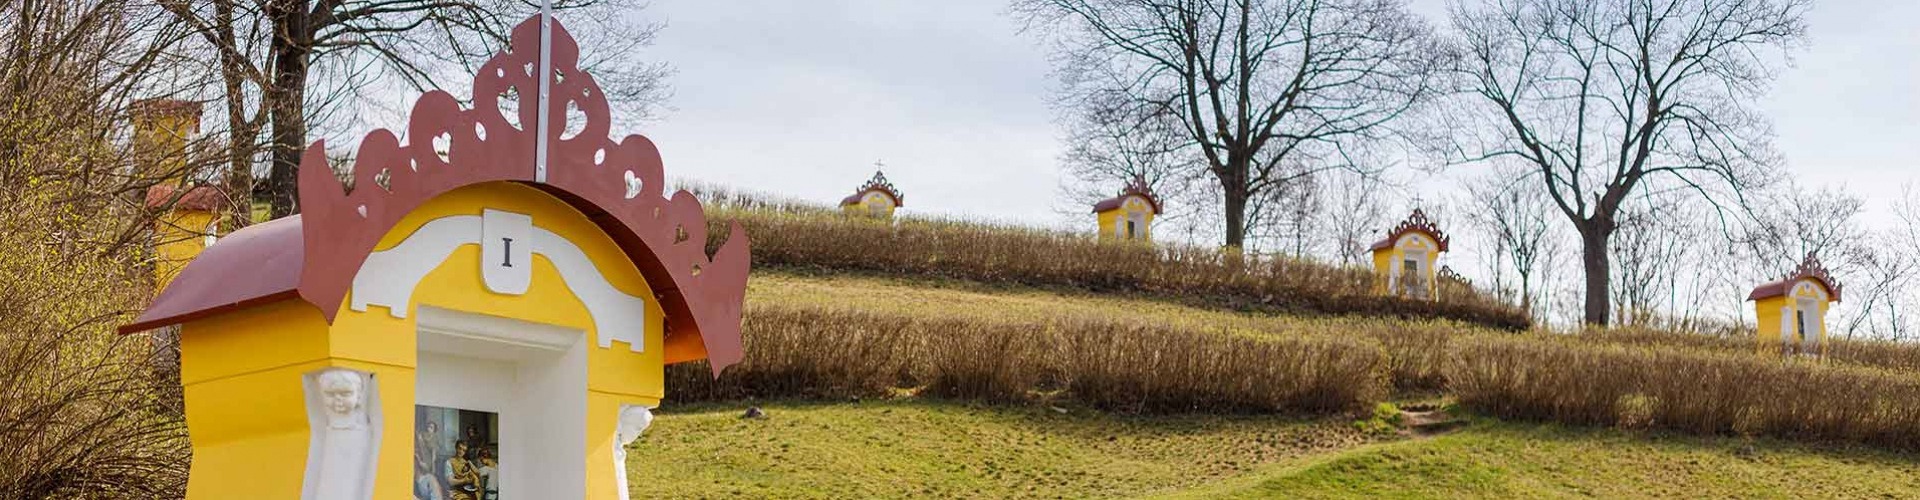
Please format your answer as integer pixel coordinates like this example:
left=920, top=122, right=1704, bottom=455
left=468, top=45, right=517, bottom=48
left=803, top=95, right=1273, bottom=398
left=1, top=0, right=197, bottom=494
left=711, top=209, right=1530, bottom=330
left=1448, top=336, right=1920, bottom=450
left=0, top=319, right=190, bottom=497
left=667, top=305, right=1389, bottom=415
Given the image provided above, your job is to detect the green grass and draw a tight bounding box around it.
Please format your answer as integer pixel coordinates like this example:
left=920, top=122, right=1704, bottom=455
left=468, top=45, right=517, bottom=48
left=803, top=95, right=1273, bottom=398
left=1169, top=420, right=1920, bottom=499
left=629, top=401, right=1920, bottom=499
left=627, top=400, right=1369, bottom=499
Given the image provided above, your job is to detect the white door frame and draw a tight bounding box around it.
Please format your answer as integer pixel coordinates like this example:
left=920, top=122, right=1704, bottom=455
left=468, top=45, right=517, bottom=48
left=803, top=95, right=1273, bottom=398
left=416, top=305, right=588, bottom=499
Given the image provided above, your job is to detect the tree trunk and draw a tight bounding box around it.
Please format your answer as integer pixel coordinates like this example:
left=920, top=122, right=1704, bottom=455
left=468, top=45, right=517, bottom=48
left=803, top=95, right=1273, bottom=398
left=1220, top=158, right=1249, bottom=249
left=1578, top=221, right=1613, bottom=326
left=215, top=0, right=257, bottom=230
left=265, top=0, right=311, bottom=219
left=1517, top=271, right=1533, bottom=315
left=1223, top=183, right=1247, bottom=249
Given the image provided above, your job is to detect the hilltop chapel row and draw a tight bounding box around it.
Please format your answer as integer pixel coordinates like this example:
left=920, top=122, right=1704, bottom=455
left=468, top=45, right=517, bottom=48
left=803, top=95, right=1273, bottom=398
left=830, top=169, right=1840, bottom=357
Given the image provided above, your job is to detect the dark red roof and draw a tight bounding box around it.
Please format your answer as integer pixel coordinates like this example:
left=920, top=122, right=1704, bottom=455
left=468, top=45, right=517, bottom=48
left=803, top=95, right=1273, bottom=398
left=1091, top=177, right=1161, bottom=214
left=125, top=215, right=305, bottom=331
left=1369, top=209, right=1449, bottom=252
left=132, top=98, right=203, bottom=122
left=145, top=185, right=228, bottom=212
left=1748, top=253, right=1842, bottom=302
left=840, top=171, right=902, bottom=207
left=119, top=16, right=752, bottom=377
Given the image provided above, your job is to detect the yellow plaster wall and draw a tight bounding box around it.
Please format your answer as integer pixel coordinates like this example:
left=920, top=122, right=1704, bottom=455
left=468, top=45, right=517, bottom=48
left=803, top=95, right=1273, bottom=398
left=1370, top=233, right=1442, bottom=299
left=179, top=299, right=334, bottom=499
left=153, top=210, right=217, bottom=289
left=1095, top=195, right=1155, bottom=242
left=1754, top=278, right=1833, bottom=356
left=132, top=106, right=197, bottom=179
left=586, top=391, right=660, bottom=497
left=177, top=182, right=670, bottom=499
left=841, top=190, right=897, bottom=219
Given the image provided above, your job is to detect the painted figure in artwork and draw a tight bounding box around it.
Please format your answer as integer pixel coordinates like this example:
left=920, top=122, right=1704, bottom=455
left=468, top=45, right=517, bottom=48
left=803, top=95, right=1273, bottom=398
left=445, top=441, right=483, bottom=500
left=414, top=455, right=447, bottom=500
left=477, top=447, right=500, bottom=499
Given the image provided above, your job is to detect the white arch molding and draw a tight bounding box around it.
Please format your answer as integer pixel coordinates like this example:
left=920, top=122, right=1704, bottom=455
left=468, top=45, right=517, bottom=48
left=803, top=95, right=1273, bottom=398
left=349, top=209, right=651, bottom=352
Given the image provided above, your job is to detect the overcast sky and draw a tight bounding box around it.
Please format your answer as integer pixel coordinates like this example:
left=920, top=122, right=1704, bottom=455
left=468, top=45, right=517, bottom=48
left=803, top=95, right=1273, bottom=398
left=633, top=0, right=1918, bottom=235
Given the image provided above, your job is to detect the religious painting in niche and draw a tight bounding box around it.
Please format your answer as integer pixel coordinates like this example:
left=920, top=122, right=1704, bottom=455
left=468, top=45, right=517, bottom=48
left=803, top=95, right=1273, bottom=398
left=414, top=405, right=500, bottom=500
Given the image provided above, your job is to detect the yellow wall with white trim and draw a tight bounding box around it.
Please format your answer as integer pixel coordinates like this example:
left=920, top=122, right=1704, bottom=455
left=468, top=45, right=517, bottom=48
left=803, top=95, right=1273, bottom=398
left=178, top=182, right=667, bottom=499
left=1371, top=233, right=1442, bottom=299
left=153, top=210, right=218, bottom=289
left=1096, top=195, right=1155, bottom=242
left=841, top=190, right=897, bottom=219
left=1754, top=278, right=1833, bottom=356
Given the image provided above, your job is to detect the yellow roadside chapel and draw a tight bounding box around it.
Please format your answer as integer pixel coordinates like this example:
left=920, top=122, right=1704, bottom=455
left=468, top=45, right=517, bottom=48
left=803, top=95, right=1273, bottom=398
left=839, top=170, right=903, bottom=219
left=132, top=98, right=229, bottom=289
left=117, top=16, right=752, bottom=500
left=1093, top=177, right=1160, bottom=242
left=1749, top=253, right=1841, bottom=357
left=1370, top=209, right=1449, bottom=300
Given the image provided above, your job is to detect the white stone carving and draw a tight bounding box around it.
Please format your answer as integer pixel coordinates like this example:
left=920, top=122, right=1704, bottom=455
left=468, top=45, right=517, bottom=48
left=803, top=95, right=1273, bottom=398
left=302, top=368, right=381, bottom=500
left=350, top=212, right=651, bottom=352
left=612, top=405, right=654, bottom=500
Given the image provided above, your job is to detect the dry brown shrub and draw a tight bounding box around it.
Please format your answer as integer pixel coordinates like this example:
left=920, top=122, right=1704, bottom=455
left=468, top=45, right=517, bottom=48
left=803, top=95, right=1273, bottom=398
left=1054, top=320, right=1388, bottom=413
left=1, top=0, right=201, bottom=493
left=0, top=140, right=190, bottom=498
left=1238, top=317, right=1466, bottom=392
left=1447, top=336, right=1920, bottom=450
left=710, top=209, right=1529, bottom=330
left=1574, top=325, right=1752, bottom=352
left=1827, top=337, right=1920, bottom=373
left=663, top=307, right=913, bottom=401
left=1574, top=325, right=1920, bottom=375
left=667, top=304, right=1389, bottom=414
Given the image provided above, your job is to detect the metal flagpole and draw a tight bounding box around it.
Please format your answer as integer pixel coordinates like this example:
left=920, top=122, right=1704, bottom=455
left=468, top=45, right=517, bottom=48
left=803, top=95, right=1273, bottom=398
left=534, top=0, right=554, bottom=183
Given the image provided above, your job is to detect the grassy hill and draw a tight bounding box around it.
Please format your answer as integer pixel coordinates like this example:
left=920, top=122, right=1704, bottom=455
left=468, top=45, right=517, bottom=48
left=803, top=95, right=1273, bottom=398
left=632, top=403, right=1920, bottom=499
left=631, top=400, right=1366, bottom=498
left=1173, top=422, right=1920, bottom=499
left=630, top=270, right=1920, bottom=498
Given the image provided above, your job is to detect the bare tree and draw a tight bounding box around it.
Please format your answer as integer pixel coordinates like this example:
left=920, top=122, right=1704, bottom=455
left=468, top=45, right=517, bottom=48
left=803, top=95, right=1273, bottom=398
left=1021, top=0, right=1444, bottom=249
left=1797, top=186, right=1919, bottom=341
left=1058, top=88, right=1203, bottom=221
left=1743, top=184, right=1868, bottom=271
left=1462, top=166, right=1556, bottom=314
left=1447, top=0, right=1807, bottom=325
left=1607, top=193, right=1698, bottom=326
left=1263, top=165, right=1322, bottom=258
left=163, top=0, right=671, bottom=218
left=1319, top=168, right=1387, bottom=267
left=1858, top=191, right=1920, bottom=340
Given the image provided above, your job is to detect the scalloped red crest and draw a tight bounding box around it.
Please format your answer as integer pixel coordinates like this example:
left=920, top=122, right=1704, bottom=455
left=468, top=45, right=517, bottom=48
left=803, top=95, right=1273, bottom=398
left=1378, top=209, right=1450, bottom=252
left=1752, top=252, right=1843, bottom=302
left=842, top=170, right=904, bottom=207
left=124, top=15, right=752, bottom=376
left=1091, top=174, right=1162, bottom=214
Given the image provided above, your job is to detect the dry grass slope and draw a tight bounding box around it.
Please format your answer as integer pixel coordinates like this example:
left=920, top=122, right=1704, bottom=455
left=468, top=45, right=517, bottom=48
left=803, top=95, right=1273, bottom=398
left=1448, top=336, right=1920, bottom=450
left=667, top=305, right=1390, bottom=414
left=697, top=272, right=1920, bottom=452
left=693, top=200, right=1529, bottom=330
